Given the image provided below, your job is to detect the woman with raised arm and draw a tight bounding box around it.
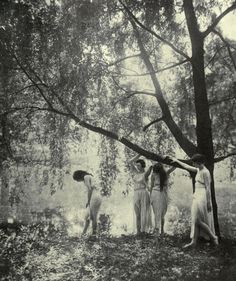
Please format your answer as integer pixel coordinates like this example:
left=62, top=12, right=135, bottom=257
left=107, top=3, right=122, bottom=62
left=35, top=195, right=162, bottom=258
left=129, top=154, right=152, bottom=238
left=150, top=163, right=176, bottom=236
left=170, top=154, right=218, bottom=248
left=73, top=170, right=102, bottom=237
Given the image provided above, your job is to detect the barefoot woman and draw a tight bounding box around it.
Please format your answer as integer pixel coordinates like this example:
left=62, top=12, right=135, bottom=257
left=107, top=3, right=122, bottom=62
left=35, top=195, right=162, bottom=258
left=73, top=170, right=102, bottom=236
left=171, top=154, right=218, bottom=247
left=129, top=154, right=152, bottom=237
left=150, top=163, right=175, bottom=235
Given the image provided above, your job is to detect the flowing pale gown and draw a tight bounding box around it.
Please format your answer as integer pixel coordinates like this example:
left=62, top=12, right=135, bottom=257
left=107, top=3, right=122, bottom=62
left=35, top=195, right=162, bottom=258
left=150, top=175, right=169, bottom=231
left=133, top=172, right=152, bottom=232
left=190, top=167, right=215, bottom=240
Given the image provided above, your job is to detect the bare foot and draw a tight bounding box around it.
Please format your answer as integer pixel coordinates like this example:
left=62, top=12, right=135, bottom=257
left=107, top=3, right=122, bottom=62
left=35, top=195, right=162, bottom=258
left=183, top=241, right=196, bottom=249
left=213, top=236, right=219, bottom=246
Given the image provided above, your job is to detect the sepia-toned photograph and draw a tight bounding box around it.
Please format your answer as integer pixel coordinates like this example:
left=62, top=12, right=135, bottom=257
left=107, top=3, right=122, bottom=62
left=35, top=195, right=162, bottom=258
left=0, top=0, right=236, bottom=280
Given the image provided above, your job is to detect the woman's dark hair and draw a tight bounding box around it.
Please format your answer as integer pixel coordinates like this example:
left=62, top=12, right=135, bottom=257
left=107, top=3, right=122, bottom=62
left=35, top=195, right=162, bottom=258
left=190, top=154, right=206, bottom=164
left=73, top=170, right=92, bottom=182
left=136, top=159, right=146, bottom=168
left=153, top=163, right=167, bottom=191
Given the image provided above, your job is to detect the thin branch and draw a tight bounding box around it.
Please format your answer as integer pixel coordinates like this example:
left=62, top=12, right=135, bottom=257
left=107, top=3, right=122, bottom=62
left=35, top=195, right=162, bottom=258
left=205, top=46, right=225, bottom=68
left=12, top=84, right=46, bottom=96
left=108, top=59, right=189, bottom=77
left=112, top=91, right=155, bottom=108
left=214, top=152, right=236, bottom=163
left=143, top=117, right=164, bottom=131
left=12, top=53, right=54, bottom=109
left=2, top=106, right=51, bottom=116
left=203, top=2, right=236, bottom=38
left=209, top=96, right=236, bottom=106
left=213, top=29, right=236, bottom=71
left=13, top=57, right=76, bottom=117
left=111, top=77, right=155, bottom=108
left=118, top=0, right=191, bottom=61
left=106, top=53, right=141, bottom=67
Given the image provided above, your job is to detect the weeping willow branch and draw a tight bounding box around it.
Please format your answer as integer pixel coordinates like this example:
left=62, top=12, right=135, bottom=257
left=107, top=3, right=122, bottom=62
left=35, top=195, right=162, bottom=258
left=118, top=0, right=191, bottom=61
left=12, top=53, right=54, bottom=110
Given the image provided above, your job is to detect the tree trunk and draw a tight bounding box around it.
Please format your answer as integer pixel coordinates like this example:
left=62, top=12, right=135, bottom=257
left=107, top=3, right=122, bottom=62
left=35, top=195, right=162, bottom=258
left=208, top=166, right=220, bottom=237
left=0, top=167, right=10, bottom=223
left=183, top=0, right=220, bottom=236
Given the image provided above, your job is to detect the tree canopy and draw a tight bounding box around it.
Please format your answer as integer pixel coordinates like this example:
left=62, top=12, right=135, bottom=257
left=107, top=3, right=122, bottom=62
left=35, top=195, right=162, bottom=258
left=1, top=0, right=236, bottom=232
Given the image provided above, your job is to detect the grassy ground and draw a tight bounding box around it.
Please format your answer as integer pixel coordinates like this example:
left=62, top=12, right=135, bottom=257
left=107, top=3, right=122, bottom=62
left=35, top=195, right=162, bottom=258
left=1, top=228, right=236, bottom=281
left=1, top=183, right=236, bottom=281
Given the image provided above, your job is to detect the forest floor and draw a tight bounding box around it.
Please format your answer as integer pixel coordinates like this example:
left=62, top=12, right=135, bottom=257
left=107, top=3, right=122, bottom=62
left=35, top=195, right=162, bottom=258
left=1, top=227, right=236, bottom=281
left=1, top=185, right=236, bottom=280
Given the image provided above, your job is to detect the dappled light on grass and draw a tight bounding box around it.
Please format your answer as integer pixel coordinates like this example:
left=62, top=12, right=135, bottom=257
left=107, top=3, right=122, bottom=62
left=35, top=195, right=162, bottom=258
left=0, top=182, right=235, bottom=280
left=1, top=223, right=236, bottom=281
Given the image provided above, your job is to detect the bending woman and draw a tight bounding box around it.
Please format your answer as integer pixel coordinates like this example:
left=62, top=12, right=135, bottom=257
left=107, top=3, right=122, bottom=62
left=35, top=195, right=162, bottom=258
left=129, top=154, right=152, bottom=237
left=171, top=154, right=218, bottom=248
left=73, top=170, right=102, bottom=236
left=150, top=163, right=175, bottom=235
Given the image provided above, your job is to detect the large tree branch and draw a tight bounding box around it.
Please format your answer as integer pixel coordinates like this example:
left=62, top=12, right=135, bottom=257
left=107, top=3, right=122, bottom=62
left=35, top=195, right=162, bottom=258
left=126, top=17, right=197, bottom=156
left=202, top=2, right=236, bottom=38
left=214, top=152, right=236, bottom=163
left=118, top=0, right=191, bottom=61
left=5, top=104, right=186, bottom=168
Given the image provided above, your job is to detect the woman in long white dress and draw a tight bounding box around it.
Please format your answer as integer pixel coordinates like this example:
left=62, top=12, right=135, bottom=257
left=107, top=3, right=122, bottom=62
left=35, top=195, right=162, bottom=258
left=171, top=154, right=218, bottom=248
left=129, top=154, right=152, bottom=238
left=73, top=170, right=102, bottom=236
left=150, top=163, right=175, bottom=235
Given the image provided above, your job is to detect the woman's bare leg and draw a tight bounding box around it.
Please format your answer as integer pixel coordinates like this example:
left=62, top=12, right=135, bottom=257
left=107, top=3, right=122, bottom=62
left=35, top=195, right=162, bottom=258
left=92, top=216, right=98, bottom=235
left=183, top=223, right=199, bottom=248
left=82, top=218, right=90, bottom=235
left=161, top=218, right=165, bottom=235
left=134, top=205, right=141, bottom=235
left=198, top=220, right=218, bottom=244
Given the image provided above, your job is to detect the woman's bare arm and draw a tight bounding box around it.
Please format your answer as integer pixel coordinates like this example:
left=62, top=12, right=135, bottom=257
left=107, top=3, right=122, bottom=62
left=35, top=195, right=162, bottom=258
left=166, top=166, right=176, bottom=175
left=203, top=171, right=212, bottom=212
left=127, top=154, right=140, bottom=172
left=171, top=158, right=197, bottom=173
left=145, top=165, right=153, bottom=181
left=150, top=174, right=154, bottom=193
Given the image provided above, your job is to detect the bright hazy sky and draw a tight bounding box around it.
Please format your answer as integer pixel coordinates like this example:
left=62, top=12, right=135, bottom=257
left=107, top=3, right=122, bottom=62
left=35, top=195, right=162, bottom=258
left=219, top=11, right=236, bottom=40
